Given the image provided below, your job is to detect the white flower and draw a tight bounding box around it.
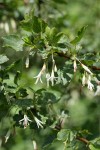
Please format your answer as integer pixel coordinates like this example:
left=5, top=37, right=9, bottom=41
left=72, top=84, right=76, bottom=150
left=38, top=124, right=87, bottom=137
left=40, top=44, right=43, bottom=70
left=76, top=57, right=93, bottom=75
left=46, top=73, right=51, bottom=87
left=54, top=63, right=57, bottom=72
left=82, top=73, right=86, bottom=86
left=32, top=141, right=37, bottom=150
left=19, top=115, right=32, bottom=129
left=87, top=75, right=94, bottom=91
left=73, top=59, right=77, bottom=72
left=10, top=19, right=16, bottom=30
left=46, top=53, right=58, bottom=86
left=81, top=63, right=93, bottom=75
left=34, top=116, right=43, bottom=128
left=34, top=63, right=46, bottom=84
left=94, top=85, right=100, bottom=96
left=25, top=56, right=29, bottom=68
left=46, top=69, right=58, bottom=86
left=5, top=130, right=11, bottom=143
left=4, top=22, right=9, bottom=33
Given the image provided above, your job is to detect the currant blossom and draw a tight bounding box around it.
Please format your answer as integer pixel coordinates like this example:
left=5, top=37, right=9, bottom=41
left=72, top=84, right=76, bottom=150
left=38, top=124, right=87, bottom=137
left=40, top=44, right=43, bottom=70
left=46, top=54, right=58, bottom=86
left=5, top=130, right=11, bottom=143
left=73, top=59, right=77, bottom=72
left=19, top=115, right=32, bottom=129
left=81, top=63, right=93, bottom=75
left=82, top=73, right=86, bottom=86
left=25, top=56, right=29, bottom=68
left=76, top=57, right=93, bottom=74
left=34, top=116, right=44, bottom=128
left=87, top=75, right=94, bottom=91
left=34, top=63, right=46, bottom=84
left=47, top=68, right=58, bottom=86
left=94, top=85, right=100, bottom=96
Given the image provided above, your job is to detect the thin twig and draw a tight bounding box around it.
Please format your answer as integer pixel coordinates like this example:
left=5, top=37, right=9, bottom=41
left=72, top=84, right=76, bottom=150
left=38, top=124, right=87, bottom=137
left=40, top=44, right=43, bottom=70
left=76, top=137, right=89, bottom=145
left=56, top=52, right=100, bottom=71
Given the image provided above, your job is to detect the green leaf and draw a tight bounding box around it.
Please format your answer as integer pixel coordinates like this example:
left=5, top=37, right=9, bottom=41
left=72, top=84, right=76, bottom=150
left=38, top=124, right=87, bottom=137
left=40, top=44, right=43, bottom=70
left=15, top=99, right=33, bottom=108
left=32, top=16, right=47, bottom=33
left=20, top=13, right=33, bottom=32
left=21, top=14, right=47, bottom=33
left=14, top=71, right=21, bottom=85
left=0, top=55, right=9, bottom=64
left=45, top=26, right=58, bottom=45
left=3, top=35, right=24, bottom=51
left=57, top=129, right=74, bottom=142
left=71, top=25, right=88, bottom=44
left=89, top=144, right=100, bottom=150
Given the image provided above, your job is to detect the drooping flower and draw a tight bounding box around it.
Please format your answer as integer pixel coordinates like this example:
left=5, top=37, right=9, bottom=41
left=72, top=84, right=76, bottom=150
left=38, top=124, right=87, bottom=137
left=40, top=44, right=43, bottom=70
left=25, top=56, right=29, bottom=68
left=46, top=53, right=58, bottom=86
left=47, top=68, right=58, bottom=86
left=5, top=130, right=11, bottom=143
left=34, top=63, right=46, bottom=84
left=94, top=85, right=100, bottom=96
left=34, top=116, right=44, bottom=128
left=19, top=115, right=32, bottom=129
left=87, top=75, right=94, bottom=91
left=82, top=73, right=86, bottom=86
left=76, top=57, right=93, bottom=75
left=81, top=63, right=93, bottom=75
left=73, top=59, right=77, bottom=72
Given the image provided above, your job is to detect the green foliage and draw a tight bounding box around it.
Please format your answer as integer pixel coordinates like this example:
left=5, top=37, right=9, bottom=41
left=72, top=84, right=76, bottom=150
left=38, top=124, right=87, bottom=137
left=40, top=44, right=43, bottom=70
left=0, top=0, right=100, bottom=150
left=3, top=35, right=24, bottom=51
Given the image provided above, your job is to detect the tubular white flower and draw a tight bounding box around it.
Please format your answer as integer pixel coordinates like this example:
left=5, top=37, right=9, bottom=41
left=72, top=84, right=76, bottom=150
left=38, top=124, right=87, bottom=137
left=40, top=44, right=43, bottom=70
left=25, top=56, right=29, bottom=68
left=73, top=59, right=77, bottom=72
left=34, top=63, right=46, bottom=84
left=82, top=73, right=86, bottom=86
left=87, top=75, right=94, bottom=91
left=4, top=22, right=9, bottom=33
left=54, top=64, right=57, bottom=72
left=34, top=116, right=43, bottom=128
left=46, top=53, right=58, bottom=86
left=5, top=130, right=11, bottom=143
left=46, top=69, right=58, bottom=86
left=19, top=115, right=32, bottom=129
left=81, top=64, right=93, bottom=75
left=76, top=57, right=93, bottom=75
left=46, top=73, right=51, bottom=87
left=94, top=85, right=100, bottom=96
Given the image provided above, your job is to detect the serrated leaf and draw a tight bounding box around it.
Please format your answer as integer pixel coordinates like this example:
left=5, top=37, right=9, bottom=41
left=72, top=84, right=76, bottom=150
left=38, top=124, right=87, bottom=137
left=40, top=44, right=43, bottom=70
left=15, top=99, right=33, bottom=108
left=45, top=26, right=58, bottom=45
left=21, top=15, right=47, bottom=33
left=57, top=129, right=74, bottom=142
left=0, top=55, right=9, bottom=64
left=3, top=35, right=24, bottom=51
left=20, top=14, right=33, bottom=32
left=71, top=26, right=88, bottom=44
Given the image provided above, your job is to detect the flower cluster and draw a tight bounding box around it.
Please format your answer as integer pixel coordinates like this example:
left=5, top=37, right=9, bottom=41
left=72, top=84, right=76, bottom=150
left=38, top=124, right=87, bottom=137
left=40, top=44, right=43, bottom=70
left=46, top=54, right=58, bottom=86
left=75, top=57, right=94, bottom=91
left=82, top=72, right=94, bottom=91
left=34, top=53, right=58, bottom=86
left=19, top=114, right=44, bottom=129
